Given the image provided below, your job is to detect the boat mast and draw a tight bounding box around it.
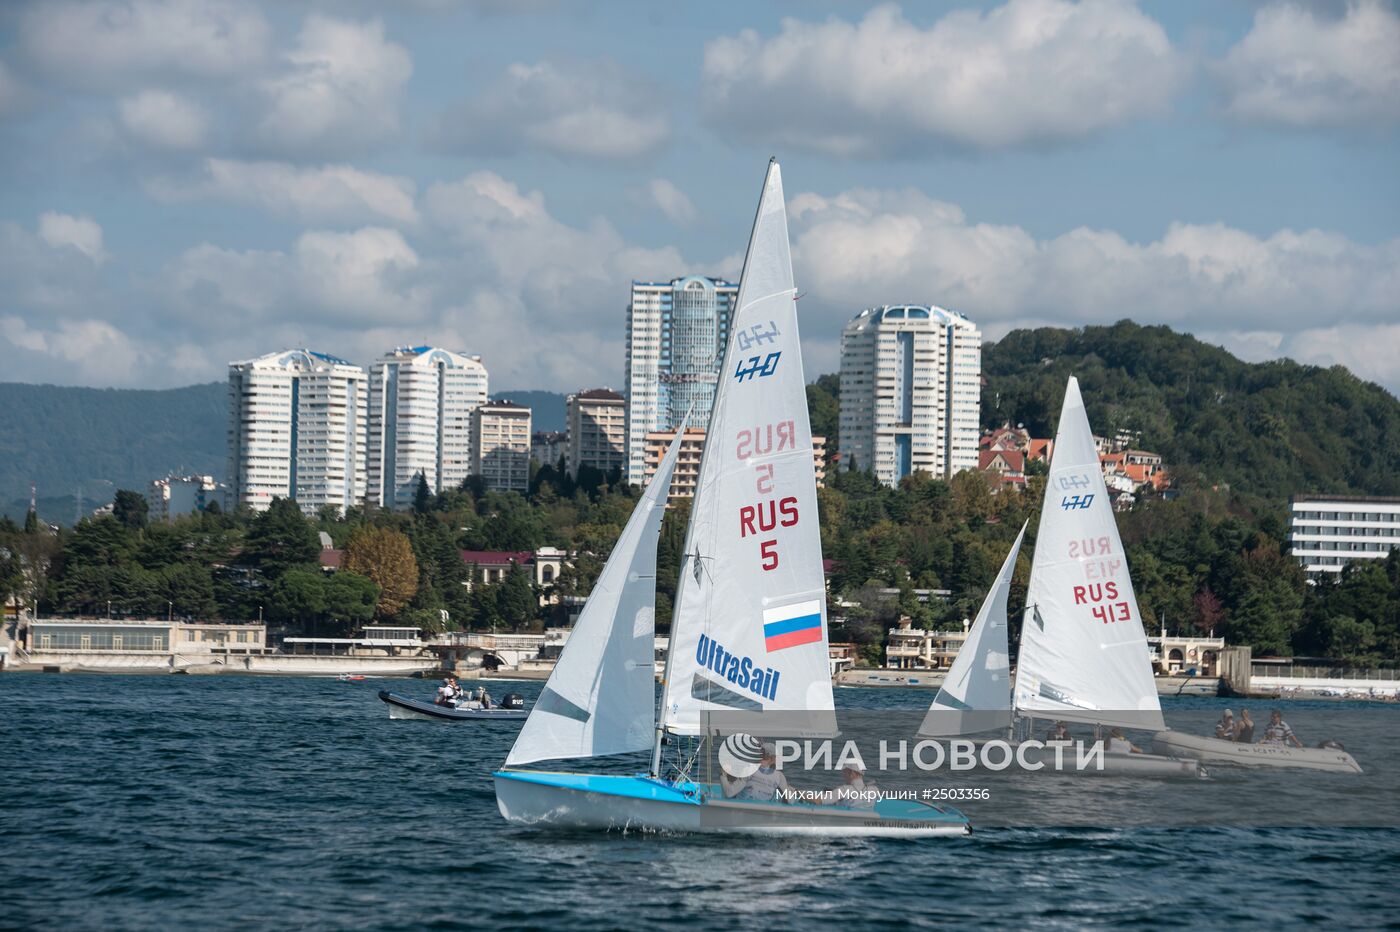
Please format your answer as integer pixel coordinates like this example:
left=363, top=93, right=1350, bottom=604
left=649, top=160, right=777, bottom=780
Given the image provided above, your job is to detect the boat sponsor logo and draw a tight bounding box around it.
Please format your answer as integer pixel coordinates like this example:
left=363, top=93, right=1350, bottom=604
left=734, top=351, right=781, bottom=382
left=735, top=320, right=781, bottom=352
left=763, top=599, right=823, bottom=652
left=695, top=633, right=781, bottom=701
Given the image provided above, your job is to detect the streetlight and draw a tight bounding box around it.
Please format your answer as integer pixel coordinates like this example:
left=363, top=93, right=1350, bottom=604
left=168, top=601, right=173, bottom=622
left=106, top=600, right=111, bottom=619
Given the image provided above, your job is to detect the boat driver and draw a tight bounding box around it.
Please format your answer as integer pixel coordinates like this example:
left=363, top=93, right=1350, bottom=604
left=435, top=678, right=457, bottom=707
left=1261, top=709, right=1303, bottom=748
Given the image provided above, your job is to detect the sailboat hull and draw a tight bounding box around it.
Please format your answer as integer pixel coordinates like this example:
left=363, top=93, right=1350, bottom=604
left=494, top=771, right=970, bottom=837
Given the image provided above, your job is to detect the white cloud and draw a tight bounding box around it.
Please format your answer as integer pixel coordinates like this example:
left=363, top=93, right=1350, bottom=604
left=37, top=212, right=108, bottom=265
left=118, top=89, right=209, bottom=149
left=637, top=179, right=697, bottom=225
left=701, top=1, right=1185, bottom=155
left=785, top=186, right=1400, bottom=387
left=1216, top=0, right=1400, bottom=129
left=0, top=316, right=146, bottom=383
left=431, top=58, right=670, bottom=160
left=20, top=0, right=270, bottom=87
left=166, top=227, right=429, bottom=327
left=256, top=15, right=412, bottom=157
left=149, top=159, right=420, bottom=226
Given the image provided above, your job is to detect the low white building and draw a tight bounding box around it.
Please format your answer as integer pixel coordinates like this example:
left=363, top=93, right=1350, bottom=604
left=1289, top=494, right=1400, bottom=577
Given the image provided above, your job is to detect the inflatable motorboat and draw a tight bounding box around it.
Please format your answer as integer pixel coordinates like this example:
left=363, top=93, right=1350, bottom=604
left=1151, top=730, right=1362, bottom=773
left=379, top=690, right=527, bottom=721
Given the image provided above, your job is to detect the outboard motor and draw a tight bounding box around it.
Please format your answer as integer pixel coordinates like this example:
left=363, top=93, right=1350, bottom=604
left=501, top=693, right=525, bottom=710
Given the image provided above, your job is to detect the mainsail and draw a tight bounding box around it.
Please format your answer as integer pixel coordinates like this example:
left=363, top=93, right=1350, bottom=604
left=1014, top=377, right=1165, bottom=731
left=919, top=523, right=1026, bottom=737
left=658, top=159, right=834, bottom=736
left=504, top=422, right=687, bottom=767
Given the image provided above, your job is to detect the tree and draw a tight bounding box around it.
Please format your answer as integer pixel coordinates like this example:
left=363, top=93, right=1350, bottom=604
left=113, top=490, right=149, bottom=530
left=244, top=498, right=320, bottom=577
left=413, top=472, right=432, bottom=515
left=344, top=526, right=419, bottom=617
left=270, top=568, right=327, bottom=627
left=322, top=571, right=379, bottom=633
left=496, top=563, right=537, bottom=629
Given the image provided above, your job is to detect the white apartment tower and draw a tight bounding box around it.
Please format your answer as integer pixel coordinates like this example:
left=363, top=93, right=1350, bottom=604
left=366, top=346, right=488, bottom=510
left=838, top=305, right=982, bottom=486
left=566, top=388, right=627, bottom=478
left=472, top=401, right=532, bottom=493
left=624, top=276, right=739, bottom=483
left=228, top=349, right=367, bottom=514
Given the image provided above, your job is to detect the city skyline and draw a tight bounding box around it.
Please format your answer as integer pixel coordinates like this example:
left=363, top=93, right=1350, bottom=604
left=1, top=0, right=1397, bottom=395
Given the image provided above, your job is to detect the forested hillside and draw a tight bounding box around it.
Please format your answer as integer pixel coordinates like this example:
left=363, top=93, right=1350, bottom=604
left=980, top=321, right=1400, bottom=505
left=0, top=382, right=226, bottom=519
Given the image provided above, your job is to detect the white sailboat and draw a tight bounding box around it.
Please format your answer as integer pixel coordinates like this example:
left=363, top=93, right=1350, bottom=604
left=494, top=160, right=969, bottom=836
left=919, top=522, right=1026, bottom=738
left=922, top=377, right=1200, bottom=776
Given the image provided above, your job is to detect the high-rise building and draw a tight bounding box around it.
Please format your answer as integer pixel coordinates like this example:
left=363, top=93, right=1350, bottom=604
left=642, top=428, right=827, bottom=504
left=624, top=276, right=739, bottom=483
left=472, top=401, right=532, bottom=493
left=147, top=475, right=223, bottom=521
left=228, top=349, right=367, bottom=514
left=566, top=388, right=626, bottom=478
left=838, top=305, right=981, bottom=486
left=1289, top=495, right=1400, bottom=578
left=366, top=346, right=488, bottom=510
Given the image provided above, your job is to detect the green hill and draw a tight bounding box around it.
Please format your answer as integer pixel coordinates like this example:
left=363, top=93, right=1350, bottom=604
left=980, top=320, right=1400, bottom=504
left=0, top=382, right=227, bottom=521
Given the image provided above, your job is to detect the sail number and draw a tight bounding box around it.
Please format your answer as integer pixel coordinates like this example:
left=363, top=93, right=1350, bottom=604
left=1072, top=582, right=1131, bottom=624
left=1060, top=493, right=1094, bottom=510
left=734, top=352, right=782, bottom=382
left=736, top=419, right=802, bottom=572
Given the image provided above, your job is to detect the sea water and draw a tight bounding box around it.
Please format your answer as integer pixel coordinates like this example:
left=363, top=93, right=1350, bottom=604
left=1, top=673, right=1396, bottom=929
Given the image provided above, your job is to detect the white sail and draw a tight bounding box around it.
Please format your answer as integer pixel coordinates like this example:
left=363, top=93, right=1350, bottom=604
left=919, top=522, right=1026, bottom=737
left=659, top=160, right=834, bottom=736
left=1014, top=377, right=1164, bottom=731
left=504, top=423, right=687, bottom=767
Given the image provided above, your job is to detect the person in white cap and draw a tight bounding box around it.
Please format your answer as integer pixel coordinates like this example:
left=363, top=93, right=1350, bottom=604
left=1214, top=709, right=1235, bottom=740
left=719, top=738, right=790, bottom=802
left=825, top=761, right=879, bottom=809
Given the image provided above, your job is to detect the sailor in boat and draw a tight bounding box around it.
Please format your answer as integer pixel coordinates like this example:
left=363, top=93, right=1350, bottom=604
left=1261, top=709, right=1303, bottom=748
left=1214, top=709, right=1235, bottom=740
left=1236, top=708, right=1255, bottom=743
left=824, top=762, right=880, bottom=809
left=1046, top=721, right=1071, bottom=743
left=1105, top=728, right=1142, bottom=755
left=474, top=686, right=493, bottom=710
left=719, top=736, right=791, bottom=803
left=435, top=678, right=460, bottom=707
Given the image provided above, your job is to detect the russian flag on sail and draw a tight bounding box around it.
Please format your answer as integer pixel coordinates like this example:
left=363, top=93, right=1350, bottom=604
left=763, top=599, right=824, bottom=652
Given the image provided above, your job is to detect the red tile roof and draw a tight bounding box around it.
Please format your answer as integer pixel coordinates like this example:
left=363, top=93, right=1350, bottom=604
left=460, top=550, right=534, bottom=566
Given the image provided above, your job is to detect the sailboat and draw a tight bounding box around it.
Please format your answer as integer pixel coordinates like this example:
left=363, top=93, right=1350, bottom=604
left=493, top=160, right=970, bottom=836
left=922, top=377, right=1200, bottom=776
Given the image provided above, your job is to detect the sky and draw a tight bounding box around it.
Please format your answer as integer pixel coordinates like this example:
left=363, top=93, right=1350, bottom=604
left=0, top=0, right=1397, bottom=394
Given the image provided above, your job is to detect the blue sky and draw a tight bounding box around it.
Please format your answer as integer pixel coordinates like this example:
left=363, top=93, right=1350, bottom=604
left=1, top=0, right=1397, bottom=393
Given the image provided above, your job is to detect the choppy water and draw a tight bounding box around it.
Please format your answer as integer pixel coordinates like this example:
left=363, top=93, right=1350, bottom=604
left=2, top=673, right=1397, bottom=929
